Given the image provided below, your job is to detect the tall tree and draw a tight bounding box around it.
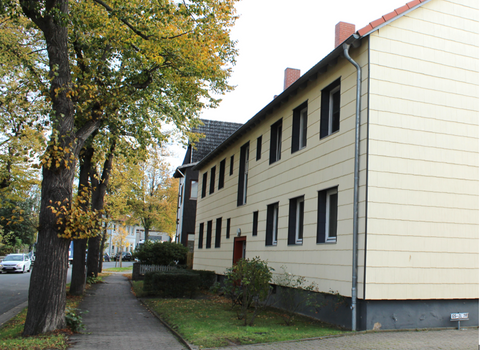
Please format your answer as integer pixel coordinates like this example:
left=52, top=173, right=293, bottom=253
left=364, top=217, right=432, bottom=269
left=124, top=145, right=178, bottom=242
left=0, top=0, right=238, bottom=335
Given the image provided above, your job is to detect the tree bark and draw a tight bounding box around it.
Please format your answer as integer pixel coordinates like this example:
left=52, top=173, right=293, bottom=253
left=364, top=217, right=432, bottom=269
left=21, top=0, right=100, bottom=334
left=22, top=0, right=77, bottom=335
left=87, top=140, right=115, bottom=277
left=98, top=220, right=108, bottom=273
left=69, top=147, right=93, bottom=296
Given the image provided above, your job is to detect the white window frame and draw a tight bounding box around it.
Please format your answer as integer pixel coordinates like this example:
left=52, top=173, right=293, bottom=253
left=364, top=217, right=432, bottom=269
left=275, top=124, right=282, bottom=161
left=328, top=86, right=340, bottom=135
left=299, top=107, right=307, bottom=150
left=190, top=180, right=198, bottom=199
left=243, top=144, right=249, bottom=205
left=295, top=197, right=304, bottom=244
left=325, top=188, right=338, bottom=242
left=272, top=203, right=279, bottom=245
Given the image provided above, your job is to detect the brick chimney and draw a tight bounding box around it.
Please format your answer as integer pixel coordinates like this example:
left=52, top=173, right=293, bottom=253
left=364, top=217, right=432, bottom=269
left=284, top=68, right=301, bottom=91
left=335, top=22, right=356, bottom=48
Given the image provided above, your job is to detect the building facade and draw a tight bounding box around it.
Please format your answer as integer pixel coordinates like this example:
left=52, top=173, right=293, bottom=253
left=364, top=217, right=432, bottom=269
left=192, top=0, right=478, bottom=331
left=174, top=119, right=242, bottom=251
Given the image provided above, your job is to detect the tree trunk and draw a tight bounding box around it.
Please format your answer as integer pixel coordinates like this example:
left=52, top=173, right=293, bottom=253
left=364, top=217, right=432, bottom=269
left=98, top=220, right=108, bottom=273
left=69, top=147, right=92, bottom=295
left=23, top=0, right=76, bottom=335
left=87, top=140, right=116, bottom=277
left=24, top=165, right=75, bottom=335
left=22, top=0, right=100, bottom=335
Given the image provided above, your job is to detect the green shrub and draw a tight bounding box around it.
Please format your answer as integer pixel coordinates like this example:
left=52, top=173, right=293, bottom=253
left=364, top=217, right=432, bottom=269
left=192, top=270, right=216, bottom=290
left=273, top=266, right=321, bottom=325
left=65, top=307, right=86, bottom=332
left=133, top=241, right=189, bottom=266
left=222, top=257, right=273, bottom=326
left=144, top=270, right=201, bottom=298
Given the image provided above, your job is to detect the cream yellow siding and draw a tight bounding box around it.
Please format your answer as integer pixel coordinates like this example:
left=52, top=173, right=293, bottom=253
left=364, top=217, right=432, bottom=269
left=366, top=0, right=478, bottom=299
left=193, top=0, right=478, bottom=302
left=194, top=43, right=370, bottom=298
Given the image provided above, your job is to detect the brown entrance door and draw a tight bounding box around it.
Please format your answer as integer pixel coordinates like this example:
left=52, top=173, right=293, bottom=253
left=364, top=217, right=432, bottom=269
left=233, top=236, right=246, bottom=264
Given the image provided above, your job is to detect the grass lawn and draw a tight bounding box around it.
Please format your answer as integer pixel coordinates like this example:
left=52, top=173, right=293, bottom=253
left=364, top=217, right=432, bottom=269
left=103, top=266, right=132, bottom=272
left=142, top=291, right=347, bottom=348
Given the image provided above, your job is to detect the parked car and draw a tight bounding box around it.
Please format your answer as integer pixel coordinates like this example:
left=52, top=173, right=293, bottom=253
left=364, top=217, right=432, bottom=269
left=103, top=253, right=110, bottom=262
left=114, top=252, right=132, bottom=261
left=0, top=254, right=32, bottom=273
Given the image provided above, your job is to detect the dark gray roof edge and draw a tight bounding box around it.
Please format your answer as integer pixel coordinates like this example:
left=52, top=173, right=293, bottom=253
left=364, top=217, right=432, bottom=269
left=193, top=34, right=361, bottom=171
left=173, top=162, right=198, bottom=178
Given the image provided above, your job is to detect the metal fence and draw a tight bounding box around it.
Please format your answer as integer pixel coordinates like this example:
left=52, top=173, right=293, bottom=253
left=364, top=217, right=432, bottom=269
left=139, top=264, right=178, bottom=274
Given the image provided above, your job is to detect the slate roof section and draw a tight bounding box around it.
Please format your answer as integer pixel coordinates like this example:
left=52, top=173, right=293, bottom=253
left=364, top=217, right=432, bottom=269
left=186, top=119, right=243, bottom=164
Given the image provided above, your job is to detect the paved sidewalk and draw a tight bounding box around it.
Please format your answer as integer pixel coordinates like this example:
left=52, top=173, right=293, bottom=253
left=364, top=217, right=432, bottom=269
left=209, top=328, right=478, bottom=350
left=69, top=273, right=187, bottom=350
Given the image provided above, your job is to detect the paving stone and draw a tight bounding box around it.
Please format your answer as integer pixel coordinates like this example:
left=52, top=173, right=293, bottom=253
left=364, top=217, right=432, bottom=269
left=69, top=273, right=186, bottom=350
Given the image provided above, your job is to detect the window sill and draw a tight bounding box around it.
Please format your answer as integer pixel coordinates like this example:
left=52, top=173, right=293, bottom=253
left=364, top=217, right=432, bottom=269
left=317, top=240, right=337, bottom=244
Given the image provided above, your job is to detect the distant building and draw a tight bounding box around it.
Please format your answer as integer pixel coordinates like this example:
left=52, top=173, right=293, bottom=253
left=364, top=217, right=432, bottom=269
left=174, top=119, right=242, bottom=251
left=105, top=223, right=141, bottom=256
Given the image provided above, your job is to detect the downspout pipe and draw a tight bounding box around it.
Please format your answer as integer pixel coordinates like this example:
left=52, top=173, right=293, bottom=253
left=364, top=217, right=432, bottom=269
left=175, top=168, right=186, bottom=244
left=343, top=40, right=362, bottom=332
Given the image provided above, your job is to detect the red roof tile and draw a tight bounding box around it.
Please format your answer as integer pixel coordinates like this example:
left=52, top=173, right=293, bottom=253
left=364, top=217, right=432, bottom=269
left=395, top=5, right=410, bottom=15
left=356, top=0, right=428, bottom=37
left=382, top=11, right=398, bottom=22
left=407, top=0, right=421, bottom=8
left=357, top=24, right=373, bottom=37
left=370, top=17, right=386, bottom=28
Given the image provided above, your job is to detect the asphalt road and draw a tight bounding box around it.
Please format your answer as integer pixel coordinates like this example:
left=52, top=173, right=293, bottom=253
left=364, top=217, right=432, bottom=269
left=0, top=261, right=133, bottom=322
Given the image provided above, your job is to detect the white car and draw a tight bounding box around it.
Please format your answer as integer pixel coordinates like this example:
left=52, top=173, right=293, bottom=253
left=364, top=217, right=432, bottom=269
left=0, top=254, right=32, bottom=273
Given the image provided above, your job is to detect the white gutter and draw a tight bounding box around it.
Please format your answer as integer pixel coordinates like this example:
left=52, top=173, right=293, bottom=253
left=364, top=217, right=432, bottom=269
left=343, top=39, right=361, bottom=332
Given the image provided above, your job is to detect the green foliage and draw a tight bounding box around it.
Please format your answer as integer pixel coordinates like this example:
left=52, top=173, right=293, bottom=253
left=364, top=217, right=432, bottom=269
left=86, top=276, right=103, bottom=284
left=0, top=198, right=38, bottom=254
left=64, top=307, right=86, bottom=333
left=273, top=266, right=321, bottom=325
left=192, top=270, right=216, bottom=291
left=222, top=257, right=274, bottom=326
left=143, top=270, right=200, bottom=298
left=133, top=241, right=188, bottom=266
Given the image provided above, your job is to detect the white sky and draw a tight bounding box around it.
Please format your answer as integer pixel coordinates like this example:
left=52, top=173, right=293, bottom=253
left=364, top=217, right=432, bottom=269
left=168, top=0, right=412, bottom=169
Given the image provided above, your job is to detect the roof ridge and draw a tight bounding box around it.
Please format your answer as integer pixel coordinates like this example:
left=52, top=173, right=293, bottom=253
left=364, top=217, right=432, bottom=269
left=357, top=0, right=429, bottom=37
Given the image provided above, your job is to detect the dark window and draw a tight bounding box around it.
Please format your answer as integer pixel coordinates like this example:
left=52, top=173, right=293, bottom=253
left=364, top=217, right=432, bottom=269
left=288, top=196, right=304, bottom=245
left=226, top=218, right=231, bottom=239
left=209, top=166, right=216, bottom=195
left=256, top=136, right=262, bottom=160
left=219, top=159, right=226, bottom=189
left=215, top=218, right=222, bottom=248
left=270, top=119, right=282, bottom=164
left=230, top=155, right=234, bottom=175
left=292, top=102, right=308, bottom=153
left=237, top=142, right=249, bottom=206
left=317, top=187, right=338, bottom=243
left=252, top=211, right=259, bottom=236
left=320, top=78, right=341, bottom=139
left=198, top=223, right=204, bottom=249
left=201, top=172, right=207, bottom=198
left=266, top=202, right=279, bottom=246
left=206, top=220, right=213, bottom=248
